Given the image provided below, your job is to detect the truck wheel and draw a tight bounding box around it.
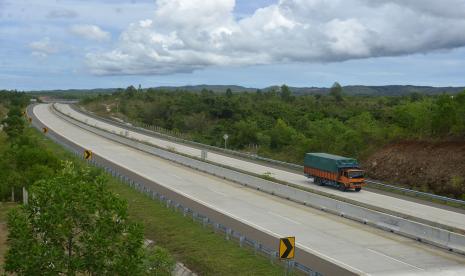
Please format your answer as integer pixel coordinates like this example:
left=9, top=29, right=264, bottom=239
left=316, top=178, right=324, bottom=186
left=339, top=184, right=347, bottom=192
left=355, top=188, right=362, bottom=192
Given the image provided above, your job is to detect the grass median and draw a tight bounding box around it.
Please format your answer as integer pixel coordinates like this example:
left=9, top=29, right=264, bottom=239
left=30, top=127, right=290, bottom=275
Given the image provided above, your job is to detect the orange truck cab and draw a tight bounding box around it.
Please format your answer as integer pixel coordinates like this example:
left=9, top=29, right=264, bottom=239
left=304, top=153, right=365, bottom=192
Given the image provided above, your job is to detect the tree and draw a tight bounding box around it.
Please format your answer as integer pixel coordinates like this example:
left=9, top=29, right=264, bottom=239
left=1, top=106, right=26, bottom=141
left=330, top=82, right=343, bottom=102
left=5, top=163, right=146, bottom=275
left=225, top=88, right=233, bottom=98
left=280, top=85, right=293, bottom=102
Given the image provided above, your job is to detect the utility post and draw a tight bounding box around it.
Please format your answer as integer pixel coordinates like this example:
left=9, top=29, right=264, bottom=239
left=223, top=134, right=229, bottom=149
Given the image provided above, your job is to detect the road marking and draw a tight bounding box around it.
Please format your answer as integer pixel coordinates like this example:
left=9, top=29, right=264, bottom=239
left=170, top=174, right=184, bottom=180
left=268, top=211, right=301, bottom=225
left=37, top=104, right=367, bottom=276
left=367, top=248, right=424, bottom=271
left=211, top=190, right=228, bottom=197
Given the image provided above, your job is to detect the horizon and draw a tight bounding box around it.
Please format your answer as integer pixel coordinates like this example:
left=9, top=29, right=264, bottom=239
left=18, top=83, right=465, bottom=93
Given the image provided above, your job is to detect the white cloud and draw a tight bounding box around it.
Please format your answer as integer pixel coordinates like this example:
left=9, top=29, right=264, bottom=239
left=70, top=24, right=111, bottom=42
left=29, top=37, right=58, bottom=58
left=87, top=0, right=465, bottom=75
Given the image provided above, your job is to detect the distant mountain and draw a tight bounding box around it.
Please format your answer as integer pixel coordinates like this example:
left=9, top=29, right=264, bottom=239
left=156, top=84, right=465, bottom=96
left=156, top=85, right=258, bottom=93
left=27, top=85, right=465, bottom=97
left=338, top=85, right=465, bottom=96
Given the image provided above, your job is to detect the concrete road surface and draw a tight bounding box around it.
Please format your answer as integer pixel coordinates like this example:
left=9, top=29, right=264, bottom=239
left=38, top=104, right=465, bottom=275
left=56, top=103, right=465, bottom=233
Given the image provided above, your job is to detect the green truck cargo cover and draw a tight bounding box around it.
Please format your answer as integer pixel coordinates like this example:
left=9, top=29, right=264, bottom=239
left=304, top=153, right=359, bottom=173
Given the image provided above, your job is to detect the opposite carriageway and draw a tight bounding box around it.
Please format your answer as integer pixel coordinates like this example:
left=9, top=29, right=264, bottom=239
left=30, top=103, right=465, bottom=275
left=57, top=103, right=465, bottom=235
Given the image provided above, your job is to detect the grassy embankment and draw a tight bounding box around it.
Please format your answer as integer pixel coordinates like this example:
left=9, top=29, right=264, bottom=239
left=24, top=127, right=289, bottom=275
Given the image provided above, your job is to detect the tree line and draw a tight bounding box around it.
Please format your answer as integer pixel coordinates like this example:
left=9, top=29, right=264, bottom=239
left=82, top=84, right=465, bottom=164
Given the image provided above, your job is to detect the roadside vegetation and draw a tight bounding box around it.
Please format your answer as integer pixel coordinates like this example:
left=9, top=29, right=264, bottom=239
left=81, top=85, right=465, bottom=199
left=0, top=90, right=287, bottom=275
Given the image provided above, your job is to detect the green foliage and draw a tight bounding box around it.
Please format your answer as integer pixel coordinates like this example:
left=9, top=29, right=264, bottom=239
left=82, top=87, right=465, bottom=165
left=1, top=107, right=26, bottom=141
left=0, top=130, right=61, bottom=201
left=330, top=82, right=343, bottom=102
left=5, top=163, right=146, bottom=275
left=142, top=246, right=176, bottom=275
left=225, top=88, right=233, bottom=98
left=280, top=84, right=293, bottom=102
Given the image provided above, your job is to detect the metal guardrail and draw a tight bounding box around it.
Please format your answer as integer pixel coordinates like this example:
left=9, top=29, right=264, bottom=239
left=49, top=144, right=322, bottom=275
left=71, top=105, right=303, bottom=170
left=365, top=179, right=465, bottom=206
left=54, top=104, right=465, bottom=250
left=71, top=104, right=465, bottom=207
left=38, top=104, right=325, bottom=275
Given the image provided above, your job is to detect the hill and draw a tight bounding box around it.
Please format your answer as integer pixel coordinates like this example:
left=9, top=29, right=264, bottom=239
left=26, top=85, right=465, bottom=97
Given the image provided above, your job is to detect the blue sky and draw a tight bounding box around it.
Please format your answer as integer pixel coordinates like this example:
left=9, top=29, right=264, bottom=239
left=1, top=0, right=465, bottom=91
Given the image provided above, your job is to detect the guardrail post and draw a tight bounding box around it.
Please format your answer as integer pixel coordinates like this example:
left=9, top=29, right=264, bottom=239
left=192, top=212, right=197, bottom=221
left=270, top=251, right=277, bottom=264
left=226, top=228, right=232, bottom=240
left=254, top=241, right=259, bottom=255
left=239, top=236, right=245, bottom=247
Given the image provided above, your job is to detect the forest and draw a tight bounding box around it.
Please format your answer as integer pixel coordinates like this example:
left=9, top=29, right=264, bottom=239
left=82, top=84, right=465, bottom=163
left=80, top=85, right=465, bottom=199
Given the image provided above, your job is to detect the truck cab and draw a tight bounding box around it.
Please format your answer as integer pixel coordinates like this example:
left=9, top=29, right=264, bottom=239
left=340, top=169, right=365, bottom=192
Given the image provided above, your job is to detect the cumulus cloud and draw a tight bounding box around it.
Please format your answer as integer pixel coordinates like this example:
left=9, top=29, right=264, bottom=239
left=29, top=37, right=58, bottom=58
left=70, top=24, right=111, bottom=42
left=87, top=0, right=465, bottom=75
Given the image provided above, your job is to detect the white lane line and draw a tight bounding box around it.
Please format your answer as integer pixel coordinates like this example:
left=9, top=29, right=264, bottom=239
left=170, top=174, right=184, bottom=181
left=268, top=211, right=301, bottom=225
left=37, top=104, right=366, bottom=276
left=211, top=190, right=228, bottom=197
left=366, top=249, right=424, bottom=271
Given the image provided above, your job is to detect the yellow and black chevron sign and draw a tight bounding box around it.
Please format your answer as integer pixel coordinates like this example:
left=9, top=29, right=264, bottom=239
left=84, top=150, right=93, bottom=160
left=42, top=127, right=48, bottom=134
left=279, top=237, right=295, bottom=259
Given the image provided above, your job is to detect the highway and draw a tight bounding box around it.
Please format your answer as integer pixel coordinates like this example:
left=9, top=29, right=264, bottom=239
left=33, top=103, right=465, bottom=275
left=55, top=103, right=465, bottom=233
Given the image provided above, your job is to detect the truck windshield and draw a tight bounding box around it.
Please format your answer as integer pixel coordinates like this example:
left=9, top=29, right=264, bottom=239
left=348, top=171, right=364, bottom=178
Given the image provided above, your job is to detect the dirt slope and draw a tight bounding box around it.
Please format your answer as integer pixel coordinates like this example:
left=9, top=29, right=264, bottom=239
left=364, top=141, right=465, bottom=199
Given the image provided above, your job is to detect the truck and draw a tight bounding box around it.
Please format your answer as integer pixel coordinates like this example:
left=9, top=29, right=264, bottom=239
left=304, top=153, right=365, bottom=192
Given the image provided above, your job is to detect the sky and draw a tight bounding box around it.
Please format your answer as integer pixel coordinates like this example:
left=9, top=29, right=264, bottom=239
left=1, top=0, right=465, bottom=91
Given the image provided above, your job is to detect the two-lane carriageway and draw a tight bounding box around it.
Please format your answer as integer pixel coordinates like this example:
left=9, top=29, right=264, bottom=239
left=35, top=104, right=465, bottom=275
left=55, top=103, right=465, bottom=234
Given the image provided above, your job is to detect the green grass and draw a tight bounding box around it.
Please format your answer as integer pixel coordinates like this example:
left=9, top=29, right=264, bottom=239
left=0, top=202, right=17, bottom=269
left=29, top=126, right=289, bottom=275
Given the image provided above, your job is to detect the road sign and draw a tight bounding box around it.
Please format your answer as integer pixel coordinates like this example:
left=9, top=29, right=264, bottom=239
left=42, top=127, right=48, bottom=134
left=28, top=117, right=32, bottom=123
left=279, top=237, right=295, bottom=259
left=84, top=150, right=93, bottom=160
